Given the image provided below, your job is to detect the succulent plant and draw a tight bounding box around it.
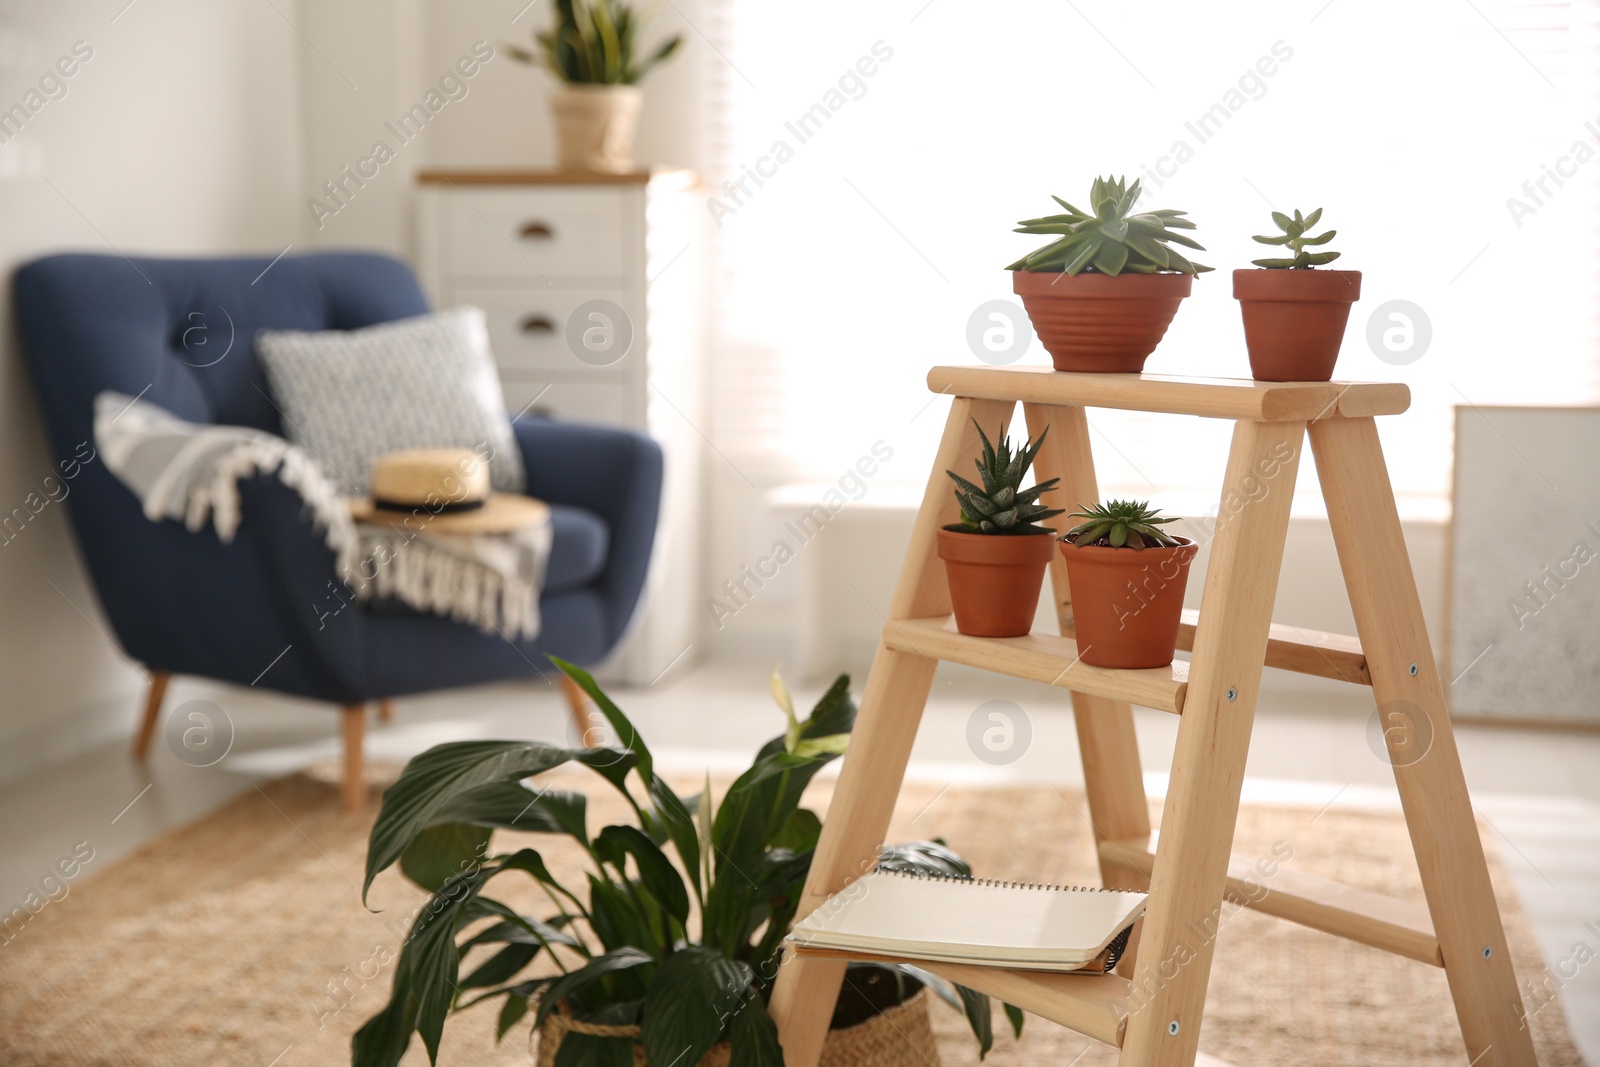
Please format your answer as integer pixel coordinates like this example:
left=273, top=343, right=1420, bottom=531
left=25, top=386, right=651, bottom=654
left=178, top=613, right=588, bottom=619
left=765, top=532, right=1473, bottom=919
left=506, top=0, right=682, bottom=86
left=1006, top=175, right=1213, bottom=276
left=946, top=422, right=1064, bottom=535
left=1251, top=208, right=1341, bottom=269
left=1065, top=499, right=1181, bottom=549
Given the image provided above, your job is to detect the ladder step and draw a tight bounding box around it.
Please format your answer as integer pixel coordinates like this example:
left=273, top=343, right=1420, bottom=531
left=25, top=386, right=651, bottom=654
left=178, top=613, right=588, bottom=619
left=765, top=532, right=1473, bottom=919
left=841, top=954, right=1131, bottom=1047
left=927, top=365, right=1410, bottom=421
left=1058, top=610, right=1370, bottom=685
left=1100, top=835, right=1443, bottom=966
left=1179, top=609, right=1368, bottom=685
left=885, top=617, right=1187, bottom=714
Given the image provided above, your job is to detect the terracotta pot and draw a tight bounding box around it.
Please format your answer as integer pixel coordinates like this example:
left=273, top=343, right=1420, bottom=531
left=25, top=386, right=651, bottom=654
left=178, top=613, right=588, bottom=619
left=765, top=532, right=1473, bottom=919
left=536, top=988, right=940, bottom=1066
left=550, top=85, right=642, bottom=173
left=937, top=527, right=1055, bottom=638
left=1012, top=270, right=1193, bottom=373
left=1059, top=536, right=1198, bottom=669
left=1233, top=269, right=1362, bottom=382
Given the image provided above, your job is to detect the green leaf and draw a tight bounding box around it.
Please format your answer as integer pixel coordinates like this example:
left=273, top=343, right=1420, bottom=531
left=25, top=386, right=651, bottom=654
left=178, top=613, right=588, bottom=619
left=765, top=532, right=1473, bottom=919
left=1004, top=1002, right=1025, bottom=1038
left=1252, top=233, right=1293, bottom=245
left=791, top=732, right=850, bottom=758
left=1251, top=256, right=1298, bottom=269
left=460, top=942, right=541, bottom=991
left=496, top=993, right=529, bottom=1041
left=955, top=983, right=996, bottom=1060
left=1302, top=250, right=1341, bottom=265
left=1302, top=229, right=1337, bottom=246
left=551, top=658, right=654, bottom=781
left=555, top=1033, right=635, bottom=1067
left=398, top=823, right=491, bottom=893
left=352, top=962, right=419, bottom=1067
left=1062, top=236, right=1102, bottom=275
left=1109, top=522, right=1128, bottom=547
left=771, top=807, right=822, bottom=852
left=596, top=824, right=690, bottom=924
left=431, top=783, right=588, bottom=841
left=641, top=948, right=751, bottom=1067
left=729, top=987, right=784, bottom=1067
left=365, top=740, right=578, bottom=903
left=1270, top=210, right=1292, bottom=231
left=1302, top=207, right=1323, bottom=229
left=1091, top=239, right=1130, bottom=276
left=533, top=947, right=656, bottom=1030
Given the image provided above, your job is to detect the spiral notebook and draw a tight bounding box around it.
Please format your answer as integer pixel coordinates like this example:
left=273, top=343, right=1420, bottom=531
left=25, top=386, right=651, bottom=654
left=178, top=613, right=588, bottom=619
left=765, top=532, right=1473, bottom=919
left=788, top=871, right=1147, bottom=973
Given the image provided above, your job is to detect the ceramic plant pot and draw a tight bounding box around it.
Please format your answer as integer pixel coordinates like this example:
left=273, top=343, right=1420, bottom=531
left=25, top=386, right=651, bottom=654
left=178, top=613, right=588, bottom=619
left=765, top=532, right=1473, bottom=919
left=550, top=84, right=642, bottom=173
left=937, top=527, right=1056, bottom=638
left=1059, top=536, right=1198, bottom=669
left=1233, top=269, right=1362, bottom=382
left=1012, top=270, right=1194, bottom=373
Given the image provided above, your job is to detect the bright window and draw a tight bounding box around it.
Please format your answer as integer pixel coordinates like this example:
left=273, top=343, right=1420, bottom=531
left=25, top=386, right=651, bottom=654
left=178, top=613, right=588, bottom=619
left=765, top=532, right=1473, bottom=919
left=705, top=0, right=1598, bottom=504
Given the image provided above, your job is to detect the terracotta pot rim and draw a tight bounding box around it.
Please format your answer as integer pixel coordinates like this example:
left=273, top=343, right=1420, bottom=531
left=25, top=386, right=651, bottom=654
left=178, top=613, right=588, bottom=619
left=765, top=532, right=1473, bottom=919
left=1232, top=268, right=1362, bottom=302
left=937, top=525, right=1057, bottom=564
left=1012, top=270, right=1196, bottom=298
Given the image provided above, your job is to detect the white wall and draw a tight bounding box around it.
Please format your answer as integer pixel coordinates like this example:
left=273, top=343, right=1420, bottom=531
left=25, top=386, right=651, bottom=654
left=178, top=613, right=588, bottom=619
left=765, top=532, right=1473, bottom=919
left=0, top=0, right=301, bottom=782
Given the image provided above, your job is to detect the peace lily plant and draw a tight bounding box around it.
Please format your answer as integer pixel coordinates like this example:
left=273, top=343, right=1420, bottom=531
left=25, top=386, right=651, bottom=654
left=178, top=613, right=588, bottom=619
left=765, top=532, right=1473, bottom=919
left=352, top=660, right=1019, bottom=1066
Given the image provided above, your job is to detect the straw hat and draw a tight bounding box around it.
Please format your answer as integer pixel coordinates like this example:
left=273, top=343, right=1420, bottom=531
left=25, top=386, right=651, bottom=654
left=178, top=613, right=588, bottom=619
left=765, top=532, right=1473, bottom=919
left=349, top=448, right=548, bottom=534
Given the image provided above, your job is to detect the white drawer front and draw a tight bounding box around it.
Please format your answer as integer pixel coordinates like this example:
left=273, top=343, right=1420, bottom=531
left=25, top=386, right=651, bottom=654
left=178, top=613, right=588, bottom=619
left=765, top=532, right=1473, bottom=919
left=452, top=287, right=636, bottom=376
left=501, top=378, right=634, bottom=427
left=445, top=189, right=626, bottom=279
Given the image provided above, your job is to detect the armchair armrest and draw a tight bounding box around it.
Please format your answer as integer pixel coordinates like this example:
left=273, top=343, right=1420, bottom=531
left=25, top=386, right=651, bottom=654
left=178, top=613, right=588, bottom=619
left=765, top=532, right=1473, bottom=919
left=511, top=418, right=664, bottom=648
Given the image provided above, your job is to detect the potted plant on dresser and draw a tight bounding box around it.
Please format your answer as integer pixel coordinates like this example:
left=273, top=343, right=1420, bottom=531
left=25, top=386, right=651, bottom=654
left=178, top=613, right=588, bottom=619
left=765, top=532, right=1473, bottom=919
left=507, top=0, right=683, bottom=173
left=938, top=423, right=1064, bottom=638
left=1058, top=500, right=1198, bottom=669
left=352, top=662, right=1020, bottom=1066
left=1234, top=208, right=1362, bottom=381
left=1007, top=175, right=1213, bottom=372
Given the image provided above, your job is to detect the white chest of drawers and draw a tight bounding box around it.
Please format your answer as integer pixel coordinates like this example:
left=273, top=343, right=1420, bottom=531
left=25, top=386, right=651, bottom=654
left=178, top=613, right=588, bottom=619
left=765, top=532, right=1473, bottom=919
left=416, top=168, right=705, bottom=686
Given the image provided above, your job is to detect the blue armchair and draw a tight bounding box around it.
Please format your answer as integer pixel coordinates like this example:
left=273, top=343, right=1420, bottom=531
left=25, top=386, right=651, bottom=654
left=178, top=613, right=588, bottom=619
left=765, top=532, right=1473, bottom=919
left=13, top=251, right=663, bottom=808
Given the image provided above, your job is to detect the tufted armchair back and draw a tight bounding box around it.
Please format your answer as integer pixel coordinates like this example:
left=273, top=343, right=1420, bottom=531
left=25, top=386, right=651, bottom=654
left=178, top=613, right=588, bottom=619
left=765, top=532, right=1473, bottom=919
left=13, top=251, right=431, bottom=685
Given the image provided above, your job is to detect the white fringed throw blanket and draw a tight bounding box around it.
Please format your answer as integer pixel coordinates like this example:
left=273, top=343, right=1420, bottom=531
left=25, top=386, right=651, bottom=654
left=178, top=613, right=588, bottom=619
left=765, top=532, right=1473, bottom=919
left=94, top=391, right=551, bottom=639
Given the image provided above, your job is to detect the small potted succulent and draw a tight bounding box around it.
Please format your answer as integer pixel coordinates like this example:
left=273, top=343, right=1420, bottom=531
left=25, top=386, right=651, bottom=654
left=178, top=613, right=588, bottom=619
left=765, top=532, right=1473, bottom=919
left=353, top=662, right=1020, bottom=1067
left=1007, top=176, right=1213, bottom=373
left=1058, top=500, right=1197, bottom=669
left=507, top=0, right=683, bottom=173
left=1234, top=208, right=1362, bottom=381
left=938, top=422, right=1064, bottom=638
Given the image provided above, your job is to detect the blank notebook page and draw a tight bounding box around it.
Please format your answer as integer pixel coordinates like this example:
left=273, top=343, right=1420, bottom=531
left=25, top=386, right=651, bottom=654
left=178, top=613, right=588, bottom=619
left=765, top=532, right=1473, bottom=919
left=789, top=871, right=1148, bottom=967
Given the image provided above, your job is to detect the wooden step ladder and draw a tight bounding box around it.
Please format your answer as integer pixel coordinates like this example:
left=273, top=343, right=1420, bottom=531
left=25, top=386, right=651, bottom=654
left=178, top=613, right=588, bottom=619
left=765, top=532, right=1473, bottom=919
left=768, top=366, right=1537, bottom=1066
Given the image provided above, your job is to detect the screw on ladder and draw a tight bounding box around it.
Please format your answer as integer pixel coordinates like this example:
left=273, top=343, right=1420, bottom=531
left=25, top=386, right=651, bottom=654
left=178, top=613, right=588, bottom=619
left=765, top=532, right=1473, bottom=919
left=1167, top=1020, right=1180, bottom=1036
left=1409, top=662, right=1419, bottom=676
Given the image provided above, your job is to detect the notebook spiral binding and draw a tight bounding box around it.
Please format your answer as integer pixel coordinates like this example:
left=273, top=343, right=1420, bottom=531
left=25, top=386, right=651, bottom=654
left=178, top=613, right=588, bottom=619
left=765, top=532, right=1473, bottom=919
left=875, top=867, right=1139, bottom=893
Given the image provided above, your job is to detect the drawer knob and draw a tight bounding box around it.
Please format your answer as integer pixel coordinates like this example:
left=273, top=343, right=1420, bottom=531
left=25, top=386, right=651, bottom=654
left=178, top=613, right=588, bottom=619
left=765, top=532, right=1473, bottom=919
left=519, top=314, right=556, bottom=334
left=518, top=221, right=555, bottom=239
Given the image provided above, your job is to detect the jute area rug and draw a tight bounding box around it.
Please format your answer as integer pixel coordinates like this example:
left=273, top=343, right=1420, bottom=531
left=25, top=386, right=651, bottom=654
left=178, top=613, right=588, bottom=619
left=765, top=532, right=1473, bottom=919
left=0, top=767, right=1582, bottom=1066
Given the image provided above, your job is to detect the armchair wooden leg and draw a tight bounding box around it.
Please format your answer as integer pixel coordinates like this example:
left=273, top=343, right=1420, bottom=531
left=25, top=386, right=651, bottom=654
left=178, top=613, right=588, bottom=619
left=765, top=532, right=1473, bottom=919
left=377, top=699, right=394, bottom=723
left=341, top=704, right=366, bottom=812
left=132, top=671, right=171, bottom=760
left=559, top=673, right=596, bottom=748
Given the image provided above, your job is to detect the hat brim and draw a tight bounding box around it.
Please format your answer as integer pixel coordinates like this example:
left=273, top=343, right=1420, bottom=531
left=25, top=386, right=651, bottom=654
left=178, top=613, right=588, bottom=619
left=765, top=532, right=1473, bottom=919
left=349, top=492, right=550, bottom=535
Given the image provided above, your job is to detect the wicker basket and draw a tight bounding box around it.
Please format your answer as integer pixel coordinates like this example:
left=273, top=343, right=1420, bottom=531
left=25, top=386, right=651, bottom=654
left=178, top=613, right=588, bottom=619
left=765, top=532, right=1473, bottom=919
left=535, top=989, right=941, bottom=1067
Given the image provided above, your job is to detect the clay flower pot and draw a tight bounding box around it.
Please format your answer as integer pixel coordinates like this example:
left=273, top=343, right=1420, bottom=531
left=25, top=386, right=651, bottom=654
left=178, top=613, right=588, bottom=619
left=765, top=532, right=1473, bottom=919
left=937, top=527, right=1055, bottom=638
left=550, top=85, right=642, bottom=173
left=1059, top=536, right=1198, bottom=669
left=1233, top=269, right=1362, bottom=382
left=1012, top=270, right=1194, bottom=373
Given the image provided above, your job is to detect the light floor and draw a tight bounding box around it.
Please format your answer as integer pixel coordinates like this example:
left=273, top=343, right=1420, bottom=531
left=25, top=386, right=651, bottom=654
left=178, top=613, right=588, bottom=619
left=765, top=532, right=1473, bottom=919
left=1, top=662, right=1596, bottom=1064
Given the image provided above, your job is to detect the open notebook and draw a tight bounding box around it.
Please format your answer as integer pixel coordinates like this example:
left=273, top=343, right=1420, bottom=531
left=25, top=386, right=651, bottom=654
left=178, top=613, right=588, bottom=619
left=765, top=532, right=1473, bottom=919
left=788, top=871, right=1148, bottom=973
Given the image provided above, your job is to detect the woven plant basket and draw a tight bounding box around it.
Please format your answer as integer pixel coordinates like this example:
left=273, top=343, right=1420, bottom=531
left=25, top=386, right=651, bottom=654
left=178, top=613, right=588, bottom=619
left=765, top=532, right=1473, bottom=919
left=535, top=989, right=941, bottom=1067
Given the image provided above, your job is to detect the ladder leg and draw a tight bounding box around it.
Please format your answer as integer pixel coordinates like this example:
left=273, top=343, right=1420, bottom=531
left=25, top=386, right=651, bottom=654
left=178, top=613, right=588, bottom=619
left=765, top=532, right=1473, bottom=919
left=771, top=396, right=1013, bottom=1067
left=770, top=645, right=937, bottom=1067
left=1025, top=403, right=1154, bottom=971
left=1310, top=417, right=1537, bottom=1065
left=1119, top=419, right=1306, bottom=1067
